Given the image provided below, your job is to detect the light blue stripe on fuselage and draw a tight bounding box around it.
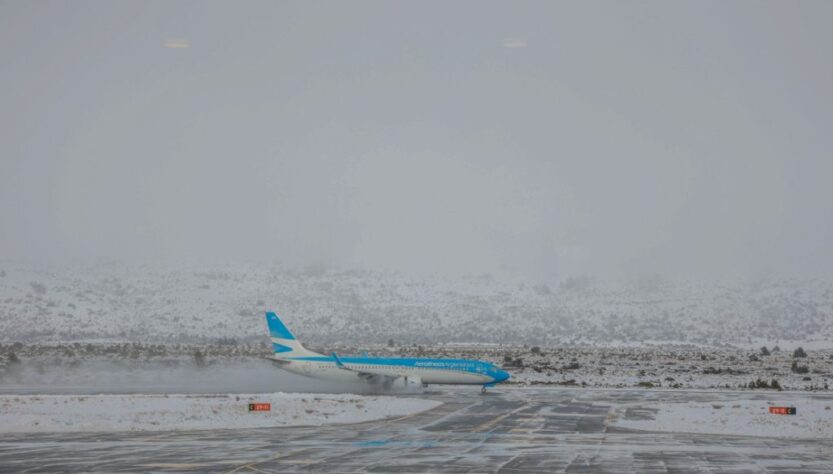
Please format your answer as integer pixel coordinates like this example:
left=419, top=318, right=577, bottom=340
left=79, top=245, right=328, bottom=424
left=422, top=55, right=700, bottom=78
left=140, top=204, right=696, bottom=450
left=287, top=356, right=493, bottom=375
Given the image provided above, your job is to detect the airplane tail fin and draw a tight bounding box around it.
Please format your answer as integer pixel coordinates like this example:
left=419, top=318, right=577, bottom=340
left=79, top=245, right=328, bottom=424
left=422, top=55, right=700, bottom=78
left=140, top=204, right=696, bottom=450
left=265, top=311, right=321, bottom=359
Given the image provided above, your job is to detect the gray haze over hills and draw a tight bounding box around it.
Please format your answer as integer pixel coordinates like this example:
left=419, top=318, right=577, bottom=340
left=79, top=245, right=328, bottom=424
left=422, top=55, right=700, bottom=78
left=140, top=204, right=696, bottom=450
left=1, top=263, right=832, bottom=347
left=2, top=1, right=832, bottom=281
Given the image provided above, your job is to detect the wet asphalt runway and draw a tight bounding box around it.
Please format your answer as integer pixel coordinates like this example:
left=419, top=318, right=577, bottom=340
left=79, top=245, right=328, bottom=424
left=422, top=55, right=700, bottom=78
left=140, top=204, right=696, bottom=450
left=1, top=388, right=832, bottom=473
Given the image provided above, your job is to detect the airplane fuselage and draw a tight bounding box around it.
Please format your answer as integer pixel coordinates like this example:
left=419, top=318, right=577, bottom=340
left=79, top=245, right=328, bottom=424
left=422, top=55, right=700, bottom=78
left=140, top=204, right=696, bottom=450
left=263, top=311, right=511, bottom=389
left=280, top=355, right=507, bottom=385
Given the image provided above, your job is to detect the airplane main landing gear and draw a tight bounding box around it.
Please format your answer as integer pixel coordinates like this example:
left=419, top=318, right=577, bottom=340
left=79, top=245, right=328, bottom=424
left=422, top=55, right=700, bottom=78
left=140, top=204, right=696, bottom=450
left=481, top=382, right=497, bottom=394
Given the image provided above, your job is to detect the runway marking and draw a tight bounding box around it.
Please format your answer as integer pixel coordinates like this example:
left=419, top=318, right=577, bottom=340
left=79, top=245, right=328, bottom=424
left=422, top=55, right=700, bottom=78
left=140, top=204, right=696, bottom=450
left=472, top=403, right=530, bottom=433
left=139, top=463, right=219, bottom=469
left=353, top=400, right=450, bottom=432
left=353, top=439, right=389, bottom=447
left=223, top=449, right=311, bottom=474
left=225, top=462, right=273, bottom=474
left=235, top=465, right=272, bottom=474
left=132, top=432, right=179, bottom=442
left=388, top=407, right=436, bottom=423
left=509, top=428, right=538, bottom=433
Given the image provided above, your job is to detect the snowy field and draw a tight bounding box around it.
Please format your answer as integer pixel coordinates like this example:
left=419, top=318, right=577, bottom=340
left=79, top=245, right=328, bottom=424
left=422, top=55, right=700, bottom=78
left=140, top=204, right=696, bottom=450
left=1, top=261, right=831, bottom=394
left=0, top=393, right=440, bottom=433
left=613, top=397, right=833, bottom=439
left=1, top=261, right=831, bottom=349
left=1, top=343, right=831, bottom=394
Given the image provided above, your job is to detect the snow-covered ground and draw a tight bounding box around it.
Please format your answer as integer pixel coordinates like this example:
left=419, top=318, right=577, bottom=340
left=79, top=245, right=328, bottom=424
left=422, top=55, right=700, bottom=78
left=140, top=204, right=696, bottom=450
left=613, top=398, right=833, bottom=439
left=3, top=343, right=830, bottom=394
left=405, top=344, right=833, bottom=392
left=0, top=393, right=440, bottom=433
left=1, top=261, right=831, bottom=348
left=1, top=262, right=831, bottom=393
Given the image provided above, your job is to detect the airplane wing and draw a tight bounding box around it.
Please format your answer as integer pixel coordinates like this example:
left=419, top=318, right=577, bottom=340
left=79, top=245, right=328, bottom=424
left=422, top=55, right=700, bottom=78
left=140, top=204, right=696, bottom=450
left=331, top=352, right=400, bottom=386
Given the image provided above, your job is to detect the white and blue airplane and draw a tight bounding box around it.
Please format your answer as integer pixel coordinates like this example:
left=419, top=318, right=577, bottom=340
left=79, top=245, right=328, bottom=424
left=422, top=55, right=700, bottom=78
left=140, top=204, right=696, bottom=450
left=265, top=312, right=510, bottom=392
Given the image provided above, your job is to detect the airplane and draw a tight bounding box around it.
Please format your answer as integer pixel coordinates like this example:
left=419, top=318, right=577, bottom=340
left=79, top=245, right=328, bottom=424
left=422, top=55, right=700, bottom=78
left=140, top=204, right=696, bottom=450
left=264, top=311, right=510, bottom=392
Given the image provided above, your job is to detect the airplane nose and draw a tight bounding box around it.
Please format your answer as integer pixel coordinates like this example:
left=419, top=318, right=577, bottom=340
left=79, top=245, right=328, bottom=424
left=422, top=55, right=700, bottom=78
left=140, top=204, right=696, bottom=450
left=496, top=369, right=510, bottom=383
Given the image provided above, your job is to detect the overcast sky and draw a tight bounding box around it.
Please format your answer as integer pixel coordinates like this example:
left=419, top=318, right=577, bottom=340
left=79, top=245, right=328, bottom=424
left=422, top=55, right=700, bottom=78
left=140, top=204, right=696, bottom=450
left=1, top=1, right=832, bottom=279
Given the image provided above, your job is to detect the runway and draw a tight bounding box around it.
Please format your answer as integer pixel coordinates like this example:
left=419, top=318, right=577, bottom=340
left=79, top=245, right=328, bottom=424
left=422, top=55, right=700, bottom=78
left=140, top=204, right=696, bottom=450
left=1, top=388, right=831, bottom=473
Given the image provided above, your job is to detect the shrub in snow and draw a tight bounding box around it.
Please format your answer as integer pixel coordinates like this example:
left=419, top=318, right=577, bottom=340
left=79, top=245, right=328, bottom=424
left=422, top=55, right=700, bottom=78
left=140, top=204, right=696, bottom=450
left=747, top=378, right=781, bottom=390
left=193, top=350, right=206, bottom=368
left=791, top=361, right=809, bottom=374
left=794, top=347, right=808, bottom=358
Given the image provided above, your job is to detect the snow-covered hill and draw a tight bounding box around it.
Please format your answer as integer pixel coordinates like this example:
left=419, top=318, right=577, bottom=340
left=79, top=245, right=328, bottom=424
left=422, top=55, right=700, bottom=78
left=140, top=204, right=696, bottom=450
left=1, top=262, right=831, bottom=348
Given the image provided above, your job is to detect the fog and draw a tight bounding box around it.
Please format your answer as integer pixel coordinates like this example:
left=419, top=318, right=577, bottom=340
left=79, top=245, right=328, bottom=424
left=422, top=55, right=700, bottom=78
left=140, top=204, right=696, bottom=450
left=2, top=1, right=832, bottom=280
left=0, top=358, right=390, bottom=395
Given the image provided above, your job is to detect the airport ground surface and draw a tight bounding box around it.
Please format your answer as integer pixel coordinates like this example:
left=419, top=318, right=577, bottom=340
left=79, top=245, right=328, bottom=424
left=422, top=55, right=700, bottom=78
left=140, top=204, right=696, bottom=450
left=1, top=388, right=832, bottom=473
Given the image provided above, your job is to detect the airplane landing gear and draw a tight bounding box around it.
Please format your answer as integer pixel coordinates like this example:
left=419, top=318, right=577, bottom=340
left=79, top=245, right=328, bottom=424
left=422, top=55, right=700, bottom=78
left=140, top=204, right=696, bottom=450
left=481, top=385, right=487, bottom=394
